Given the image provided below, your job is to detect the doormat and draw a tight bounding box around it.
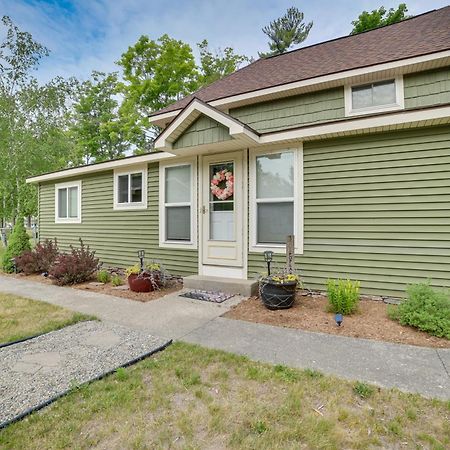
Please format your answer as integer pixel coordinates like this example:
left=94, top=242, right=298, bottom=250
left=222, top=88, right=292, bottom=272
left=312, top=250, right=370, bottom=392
left=180, top=290, right=235, bottom=303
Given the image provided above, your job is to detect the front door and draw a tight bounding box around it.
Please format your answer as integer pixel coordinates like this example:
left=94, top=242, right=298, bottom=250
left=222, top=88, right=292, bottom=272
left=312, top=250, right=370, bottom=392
left=201, top=151, right=243, bottom=270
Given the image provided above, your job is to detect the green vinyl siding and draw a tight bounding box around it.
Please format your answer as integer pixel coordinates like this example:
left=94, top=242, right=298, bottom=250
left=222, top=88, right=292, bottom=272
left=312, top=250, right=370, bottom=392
left=248, top=126, right=450, bottom=297
left=404, top=67, right=450, bottom=109
left=38, top=163, right=198, bottom=276
left=229, top=87, right=344, bottom=132
left=173, top=115, right=232, bottom=149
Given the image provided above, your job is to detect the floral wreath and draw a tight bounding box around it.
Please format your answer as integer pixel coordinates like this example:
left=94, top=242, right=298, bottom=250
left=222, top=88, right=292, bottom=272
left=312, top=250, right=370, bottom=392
left=210, top=169, right=234, bottom=200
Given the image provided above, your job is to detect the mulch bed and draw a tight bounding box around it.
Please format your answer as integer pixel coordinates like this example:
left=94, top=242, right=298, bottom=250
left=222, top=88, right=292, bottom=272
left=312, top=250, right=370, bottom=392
left=224, top=294, right=450, bottom=349
left=9, top=273, right=182, bottom=303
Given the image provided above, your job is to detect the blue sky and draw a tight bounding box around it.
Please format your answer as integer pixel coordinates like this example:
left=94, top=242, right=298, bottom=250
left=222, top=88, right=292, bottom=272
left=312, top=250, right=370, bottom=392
left=1, top=0, right=448, bottom=83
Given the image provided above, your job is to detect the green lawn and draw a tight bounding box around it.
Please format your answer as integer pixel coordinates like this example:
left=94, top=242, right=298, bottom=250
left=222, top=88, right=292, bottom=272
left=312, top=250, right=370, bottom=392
left=1, top=342, right=448, bottom=449
left=0, top=293, right=95, bottom=344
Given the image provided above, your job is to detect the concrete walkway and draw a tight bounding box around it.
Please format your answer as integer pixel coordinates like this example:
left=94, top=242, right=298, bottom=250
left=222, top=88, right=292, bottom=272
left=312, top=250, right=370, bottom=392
left=1, top=275, right=449, bottom=400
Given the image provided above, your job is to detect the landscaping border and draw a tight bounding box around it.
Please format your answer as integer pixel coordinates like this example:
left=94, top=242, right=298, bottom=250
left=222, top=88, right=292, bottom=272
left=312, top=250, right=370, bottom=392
left=0, top=333, right=49, bottom=349
left=0, top=339, right=172, bottom=430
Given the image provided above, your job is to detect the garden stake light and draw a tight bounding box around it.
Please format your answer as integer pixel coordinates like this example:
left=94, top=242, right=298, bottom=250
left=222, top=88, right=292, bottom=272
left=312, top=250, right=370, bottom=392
left=137, top=249, right=145, bottom=272
left=263, top=250, right=273, bottom=276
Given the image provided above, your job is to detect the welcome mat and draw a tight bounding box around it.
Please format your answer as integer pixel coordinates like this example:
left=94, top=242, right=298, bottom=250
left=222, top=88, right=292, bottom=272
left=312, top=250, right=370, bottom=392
left=180, top=290, right=235, bottom=303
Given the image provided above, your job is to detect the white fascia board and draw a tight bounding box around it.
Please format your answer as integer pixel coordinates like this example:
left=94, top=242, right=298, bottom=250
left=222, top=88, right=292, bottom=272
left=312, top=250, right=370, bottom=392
left=150, top=50, right=450, bottom=126
left=154, top=99, right=259, bottom=150
left=259, top=105, right=450, bottom=144
left=26, top=152, right=175, bottom=184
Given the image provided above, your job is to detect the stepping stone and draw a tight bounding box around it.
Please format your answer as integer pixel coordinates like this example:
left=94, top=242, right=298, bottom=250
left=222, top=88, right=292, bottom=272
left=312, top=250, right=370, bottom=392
left=0, top=321, right=170, bottom=427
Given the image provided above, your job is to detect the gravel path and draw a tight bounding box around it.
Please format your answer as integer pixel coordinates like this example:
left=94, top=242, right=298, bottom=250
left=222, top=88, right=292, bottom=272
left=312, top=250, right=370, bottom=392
left=0, top=321, right=170, bottom=427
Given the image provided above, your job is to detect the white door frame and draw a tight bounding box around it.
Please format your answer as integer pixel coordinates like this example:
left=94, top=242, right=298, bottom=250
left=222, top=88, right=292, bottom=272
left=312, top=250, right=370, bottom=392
left=198, top=149, right=248, bottom=279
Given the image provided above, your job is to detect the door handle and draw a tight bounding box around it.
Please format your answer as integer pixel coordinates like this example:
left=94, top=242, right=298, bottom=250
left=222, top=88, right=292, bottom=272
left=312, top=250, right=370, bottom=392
left=201, top=205, right=207, bottom=214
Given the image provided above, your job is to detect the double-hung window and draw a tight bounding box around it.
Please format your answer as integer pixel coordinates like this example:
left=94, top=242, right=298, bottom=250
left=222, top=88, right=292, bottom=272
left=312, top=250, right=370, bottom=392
left=55, top=181, right=81, bottom=223
left=250, top=148, right=303, bottom=253
left=114, top=166, right=147, bottom=210
left=159, top=158, right=197, bottom=248
left=345, top=77, right=404, bottom=116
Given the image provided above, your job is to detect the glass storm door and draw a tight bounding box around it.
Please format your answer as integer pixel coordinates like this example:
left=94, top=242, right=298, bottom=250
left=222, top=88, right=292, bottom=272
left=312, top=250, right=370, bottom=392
left=202, top=152, right=243, bottom=267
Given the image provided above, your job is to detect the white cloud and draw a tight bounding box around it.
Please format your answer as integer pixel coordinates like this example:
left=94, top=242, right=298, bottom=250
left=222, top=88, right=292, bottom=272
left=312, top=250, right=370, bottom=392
left=1, top=0, right=448, bottom=83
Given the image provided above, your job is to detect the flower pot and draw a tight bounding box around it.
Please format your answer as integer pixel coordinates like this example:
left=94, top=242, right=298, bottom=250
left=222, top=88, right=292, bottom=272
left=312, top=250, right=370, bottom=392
left=260, top=280, right=297, bottom=310
left=127, top=274, right=153, bottom=293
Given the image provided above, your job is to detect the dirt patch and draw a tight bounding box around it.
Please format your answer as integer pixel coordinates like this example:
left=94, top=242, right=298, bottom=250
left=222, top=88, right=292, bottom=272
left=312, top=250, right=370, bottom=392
left=224, top=294, right=450, bottom=349
left=10, top=273, right=182, bottom=303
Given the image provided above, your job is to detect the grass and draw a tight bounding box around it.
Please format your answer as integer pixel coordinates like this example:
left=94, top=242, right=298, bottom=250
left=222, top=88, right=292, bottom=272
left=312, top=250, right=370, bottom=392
left=0, top=292, right=95, bottom=344
left=1, top=342, right=449, bottom=449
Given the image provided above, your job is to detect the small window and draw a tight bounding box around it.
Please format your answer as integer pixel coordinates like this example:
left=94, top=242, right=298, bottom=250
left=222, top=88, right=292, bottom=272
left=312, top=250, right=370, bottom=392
left=345, top=77, right=404, bottom=116
left=55, top=181, right=81, bottom=223
left=113, top=166, right=147, bottom=210
left=159, top=158, right=197, bottom=249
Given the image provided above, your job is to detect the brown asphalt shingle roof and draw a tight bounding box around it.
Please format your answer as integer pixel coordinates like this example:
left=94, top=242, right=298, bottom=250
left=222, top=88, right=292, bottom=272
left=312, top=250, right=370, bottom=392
left=151, top=6, right=450, bottom=117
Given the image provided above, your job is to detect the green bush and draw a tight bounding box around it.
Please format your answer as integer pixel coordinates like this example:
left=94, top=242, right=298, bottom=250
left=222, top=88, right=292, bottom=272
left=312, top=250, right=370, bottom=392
left=97, top=269, right=111, bottom=284
left=111, top=275, right=123, bottom=287
left=1, top=221, right=31, bottom=273
left=326, top=278, right=360, bottom=314
left=389, top=282, right=450, bottom=339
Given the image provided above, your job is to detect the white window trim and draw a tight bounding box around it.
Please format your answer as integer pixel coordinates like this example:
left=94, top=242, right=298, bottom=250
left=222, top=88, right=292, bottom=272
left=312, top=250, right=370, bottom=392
left=159, top=157, right=197, bottom=249
left=249, top=146, right=304, bottom=254
left=344, top=76, right=404, bottom=117
left=113, top=164, right=148, bottom=210
left=54, top=180, right=82, bottom=224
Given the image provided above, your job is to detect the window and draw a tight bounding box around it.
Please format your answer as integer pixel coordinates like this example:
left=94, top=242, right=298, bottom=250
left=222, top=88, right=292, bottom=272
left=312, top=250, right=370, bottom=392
left=55, top=181, right=81, bottom=223
left=250, top=148, right=303, bottom=253
left=159, top=158, right=197, bottom=248
left=113, top=166, right=147, bottom=210
left=345, top=77, right=404, bottom=116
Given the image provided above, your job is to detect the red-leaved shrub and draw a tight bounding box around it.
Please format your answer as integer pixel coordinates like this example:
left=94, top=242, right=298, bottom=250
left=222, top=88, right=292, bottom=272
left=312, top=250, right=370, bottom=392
left=49, top=239, right=99, bottom=285
left=16, top=239, right=59, bottom=275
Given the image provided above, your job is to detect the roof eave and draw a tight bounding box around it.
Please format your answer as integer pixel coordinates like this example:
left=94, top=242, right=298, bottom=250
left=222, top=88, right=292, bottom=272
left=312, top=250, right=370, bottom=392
left=150, top=49, right=450, bottom=128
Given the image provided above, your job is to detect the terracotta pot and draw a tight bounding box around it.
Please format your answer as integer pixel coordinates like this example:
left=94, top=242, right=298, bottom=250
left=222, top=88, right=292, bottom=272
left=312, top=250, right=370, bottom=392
left=260, top=280, right=297, bottom=310
left=128, top=274, right=153, bottom=293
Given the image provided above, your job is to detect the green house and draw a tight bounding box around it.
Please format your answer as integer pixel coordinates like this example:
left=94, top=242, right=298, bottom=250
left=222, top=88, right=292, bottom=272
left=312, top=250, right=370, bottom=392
left=27, top=7, right=450, bottom=297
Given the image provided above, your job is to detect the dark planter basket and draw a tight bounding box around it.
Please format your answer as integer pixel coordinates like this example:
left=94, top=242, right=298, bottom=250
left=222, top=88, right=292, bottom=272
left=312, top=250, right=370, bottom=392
left=128, top=274, right=153, bottom=293
left=260, top=280, right=297, bottom=310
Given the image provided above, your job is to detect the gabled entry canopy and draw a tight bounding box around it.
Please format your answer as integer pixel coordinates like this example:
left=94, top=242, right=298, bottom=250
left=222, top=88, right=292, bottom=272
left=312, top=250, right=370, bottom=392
left=153, top=98, right=260, bottom=155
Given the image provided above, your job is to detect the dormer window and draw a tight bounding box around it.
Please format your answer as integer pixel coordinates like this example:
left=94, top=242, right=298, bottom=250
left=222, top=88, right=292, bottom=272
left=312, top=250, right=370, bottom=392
left=345, top=77, right=404, bottom=116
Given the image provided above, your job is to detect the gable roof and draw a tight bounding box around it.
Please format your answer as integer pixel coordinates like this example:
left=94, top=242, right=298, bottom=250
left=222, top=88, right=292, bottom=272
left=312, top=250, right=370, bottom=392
left=154, top=98, right=259, bottom=153
left=151, top=6, right=450, bottom=119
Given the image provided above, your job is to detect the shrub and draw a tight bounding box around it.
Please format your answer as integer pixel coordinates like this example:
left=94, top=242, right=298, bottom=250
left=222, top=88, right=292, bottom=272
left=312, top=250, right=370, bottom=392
left=16, top=239, right=59, bottom=275
left=389, top=282, right=450, bottom=339
left=326, top=278, right=360, bottom=314
left=49, top=239, right=99, bottom=286
left=1, top=221, right=31, bottom=273
left=111, top=275, right=123, bottom=287
left=97, top=269, right=111, bottom=284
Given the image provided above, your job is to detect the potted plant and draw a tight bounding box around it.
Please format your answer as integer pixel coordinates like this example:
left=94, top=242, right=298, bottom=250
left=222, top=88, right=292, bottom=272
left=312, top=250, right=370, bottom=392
left=126, top=264, right=150, bottom=292
left=125, top=262, right=162, bottom=293
left=259, top=272, right=300, bottom=310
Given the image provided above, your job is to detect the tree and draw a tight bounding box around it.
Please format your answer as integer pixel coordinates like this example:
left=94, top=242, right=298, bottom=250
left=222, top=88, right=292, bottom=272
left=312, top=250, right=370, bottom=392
left=70, top=71, right=136, bottom=163
left=0, top=16, right=76, bottom=222
left=197, top=40, right=250, bottom=87
left=117, top=34, right=199, bottom=147
left=350, top=3, right=410, bottom=35
left=259, top=7, right=313, bottom=58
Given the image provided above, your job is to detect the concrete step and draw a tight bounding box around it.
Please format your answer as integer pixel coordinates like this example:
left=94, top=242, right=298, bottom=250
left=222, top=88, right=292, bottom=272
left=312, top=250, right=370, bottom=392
left=183, top=275, right=258, bottom=297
